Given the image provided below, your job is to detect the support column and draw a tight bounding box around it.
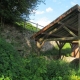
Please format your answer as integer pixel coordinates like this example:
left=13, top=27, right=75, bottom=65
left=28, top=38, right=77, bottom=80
left=36, top=41, right=44, bottom=56
left=78, top=12, right=80, bottom=71
left=78, top=40, right=80, bottom=69
left=70, top=42, right=79, bottom=58
left=56, top=41, right=65, bottom=59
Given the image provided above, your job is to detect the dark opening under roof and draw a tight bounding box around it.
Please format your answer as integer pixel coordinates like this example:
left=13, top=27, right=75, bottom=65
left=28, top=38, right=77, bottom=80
left=31, top=4, right=80, bottom=42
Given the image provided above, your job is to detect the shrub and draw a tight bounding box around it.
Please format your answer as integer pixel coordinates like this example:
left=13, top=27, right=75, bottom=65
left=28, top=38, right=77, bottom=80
left=46, top=60, right=76, bottom=80
left=0, top=37, right=80, bottom=80
left=0, top=37, right=25, bottom=80
left=24, top=55, right=47, bottom=80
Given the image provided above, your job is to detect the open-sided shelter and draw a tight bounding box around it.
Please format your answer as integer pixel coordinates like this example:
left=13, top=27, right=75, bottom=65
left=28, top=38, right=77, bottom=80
left=31, top=4, right=80, bottom=58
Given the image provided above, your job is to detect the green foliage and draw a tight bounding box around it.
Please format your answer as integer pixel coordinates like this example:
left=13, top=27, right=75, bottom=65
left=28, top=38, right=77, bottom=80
left=0, top=0, right=45, bottom=24
left=15, top=22, right=40, bottom=32
left=0, top=75, right=11, bottom=80
left=0, top=37, right=25, bottom=80
left=23, top=55, right=80, bottom=80
left=24, top=55, right=47, bottom=80
left=46, top=60, right=79, bottom=80
left=0, top=37, right=80, bottom=80
left=62, top=43, right=71, bottom=56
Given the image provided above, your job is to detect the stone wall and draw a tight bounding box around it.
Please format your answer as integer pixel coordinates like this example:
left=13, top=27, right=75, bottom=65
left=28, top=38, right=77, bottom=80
left=41, top=41, right=56, bottom=51
left=0, top=25, right=36, bottom=57
left=0, top=25, right=56, bottom=57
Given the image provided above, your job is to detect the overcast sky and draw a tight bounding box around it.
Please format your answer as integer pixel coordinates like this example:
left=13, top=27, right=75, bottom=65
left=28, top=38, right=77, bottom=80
left=30, top=0, right=80, bottom=28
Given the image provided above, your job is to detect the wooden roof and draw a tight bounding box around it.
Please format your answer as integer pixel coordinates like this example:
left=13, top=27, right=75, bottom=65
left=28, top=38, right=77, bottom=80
left=31, top=4, right=80, bottom=42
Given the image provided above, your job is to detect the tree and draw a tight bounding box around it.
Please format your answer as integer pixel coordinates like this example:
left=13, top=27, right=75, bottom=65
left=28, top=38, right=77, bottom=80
left=0, top=0, right=45, bottom=24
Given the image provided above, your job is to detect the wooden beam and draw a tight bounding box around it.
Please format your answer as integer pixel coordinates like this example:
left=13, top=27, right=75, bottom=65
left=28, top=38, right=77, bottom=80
left=56, top=41, right=65, bottom=48
left=67, top=25, right=77, bottom=32
left=48, top=26, right=62, bottom=35
left=41, top=32, right=70, bottom=38
left=56, top=41, right=66, bottom=58
left=36, top=41, right=45, bottom=55
left=65, top=24, right=77, bottom=32
left=64, top=14, right=77, bottom=25
left=36, top=41, right=44, bottom=49
left=45, top=37, right=77, bottom=41
left=58, top=22, right=77, bottom=37
left=63, top=26, right=77, bottom=37
left=36, top=26, right=62, bottom=42
left=58, top=21, right=78, bottom=31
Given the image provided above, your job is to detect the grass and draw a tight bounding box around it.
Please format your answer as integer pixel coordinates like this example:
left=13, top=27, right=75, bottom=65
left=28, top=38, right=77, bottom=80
left=15, top=22, right=40, bottom=32
left=62, top=43, right=71, bottom=49
left=62, top=43, right=71, bottom=56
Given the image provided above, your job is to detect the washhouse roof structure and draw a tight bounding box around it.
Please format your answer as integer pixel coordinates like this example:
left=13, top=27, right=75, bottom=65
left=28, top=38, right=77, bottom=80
left=31, top=4, right=80, bottom=43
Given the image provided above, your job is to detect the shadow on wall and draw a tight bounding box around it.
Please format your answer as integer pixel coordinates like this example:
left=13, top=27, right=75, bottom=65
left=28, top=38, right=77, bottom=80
left=41, top=41, right=57, bottom=51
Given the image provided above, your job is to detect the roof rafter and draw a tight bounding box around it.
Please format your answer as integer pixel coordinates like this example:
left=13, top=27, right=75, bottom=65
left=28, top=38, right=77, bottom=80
left=36, top=25, right=63, bottom=42
left=63, top=26, right=77, bottom=37
left=58, top=21, right=77, bottom=36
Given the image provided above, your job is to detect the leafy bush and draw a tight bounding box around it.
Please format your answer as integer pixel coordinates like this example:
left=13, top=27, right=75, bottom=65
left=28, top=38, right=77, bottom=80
left=46, top=60, right=78, bottom=80
left=0, top=37, right=25, bottom=80
left=24, top=55, right=80, bottom=80
left=0, top=37, right=80, bottom=80
left=24, top=55, right=47, bottom=80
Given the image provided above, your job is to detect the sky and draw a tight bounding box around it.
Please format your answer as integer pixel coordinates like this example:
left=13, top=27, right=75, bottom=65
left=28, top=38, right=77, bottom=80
left=29, top=0, right=80, bottom=29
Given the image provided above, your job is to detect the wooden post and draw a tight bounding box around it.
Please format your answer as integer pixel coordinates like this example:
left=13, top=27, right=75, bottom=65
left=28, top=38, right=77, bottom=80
left=56, top=41, right=65, bottom=59
left=78, top=40, right=80, bottom=68
left=59, top=47, right=62, bottom=58
left=78, top=12, right=80, bottom=71
left=36, top=41, right=44, bottom=56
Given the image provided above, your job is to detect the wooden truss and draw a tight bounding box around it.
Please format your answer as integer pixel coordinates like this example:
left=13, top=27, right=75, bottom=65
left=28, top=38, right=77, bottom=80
left=31, top=5, right=80, bottom=69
